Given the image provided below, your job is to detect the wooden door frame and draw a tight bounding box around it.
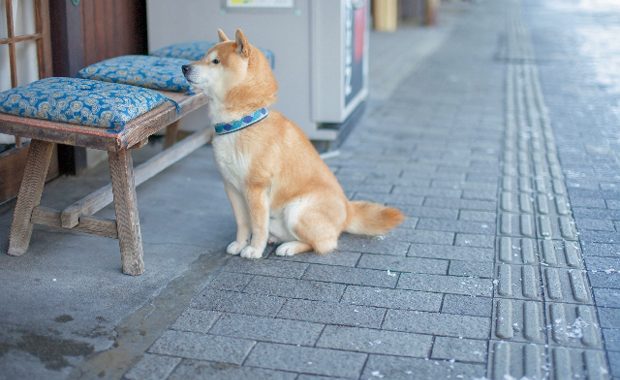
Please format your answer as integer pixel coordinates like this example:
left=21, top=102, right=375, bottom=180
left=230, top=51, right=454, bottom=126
left=0, top=0, right=58, bottom=203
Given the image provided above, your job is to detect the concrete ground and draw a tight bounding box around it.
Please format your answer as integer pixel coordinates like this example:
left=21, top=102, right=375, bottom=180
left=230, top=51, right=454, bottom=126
left=1, top=0, right=619, bottom=379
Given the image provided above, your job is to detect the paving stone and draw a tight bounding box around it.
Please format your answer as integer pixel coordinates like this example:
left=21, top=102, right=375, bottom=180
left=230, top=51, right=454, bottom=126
left=342, top=285, right=442, bottom=312
left=383, top=309, right=491, bottom=339
left=432, top=336, right=488, bottom=363
left=499, top=212, right=536, bottom=238
left=296, top=375, right=348, bottom=380
left=488, top=341, right=547, bottom=380
left=278, top=299, right=385, bottom=328
left=580, top=230, right=620, bottom=244
left=396, top=229, right=456, bottom=245
left=538, top=239, right=584, bottom=268
left=302, top=264, right=398, bottom=288
left=546, top=303, right=602, bottom=349
left=352, top=192, right=424, bottom=206
left=209, top=272, right=254, bottom=292
left=361, top=354, right=486, bottom=379
left=573, top=207, right=620, bottom=220
left=442, top=294, right=493, bottom=317
left=608, top=351, right=620, bottom=378
left=542, top=267, right=592, bottom=304
left=149, top=330, right=255, bottom=364
left=171, top=309, right=220, bottom=333
left=222, top=257, right=308, bottom=279
left=424, top=197, right=496, bottom=211
left=581, top=242, right=620, bottom=257
left=343, top=184, right=393, bottom=194
left=356, top=254, right=448, bottom=275
left=546, top=347, right=609, bottom=380
left=416, top=218, right=493, bottom=234
left=337, top=234, right=410, bottom=256
left=577, top=218, right=616, bottom=231
left=168, top=360, right=296, bottom=380
left=399, top=205, right=459, bottom=220
left=602, top=329, right=620, bottom=351
left=392, top=186, right=462, bottom=198
left=598, top=307, right=620, bottom=329
left=272, top=251, right=361, bottom=267
left=607, top=200, right=620, bottom=209
left=432, top=179, right=497, bottom=191
left=244, top=343, right=367, bottom=378
left=592, top=288, right=620, bottom=308
left=583, top=256, right=620, bottom=272
left=244, top=276, right=345, bottom=302
left=492, top=299, right=545, bottom=343
left=190, top=289, right=285, bottom=317
left=459, top=210, right=497, bottom=223
left=124, top=353, right=181, bottom=380
left=316, top=325, right=432, bottom=357
left=495, top=263, right=543, bottom=300
left=449, top=260, right=494, bottom=278
left=588, top=271, right=620, bottom=289
left=569, top=197, right=607, bottom=208
left=398, top=273, right=493, bottom=297
left=209, top=313, right=323, bottom=346
left=408, top=243, right=495, bottom=261
left=455, top=233, right=496, bottom=248
left=463, top=188, right=498, bottom=201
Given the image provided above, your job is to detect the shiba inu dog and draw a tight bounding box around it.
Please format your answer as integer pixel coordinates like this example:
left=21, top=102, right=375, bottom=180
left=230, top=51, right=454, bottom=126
left=182, top=29, right=404, bottom=259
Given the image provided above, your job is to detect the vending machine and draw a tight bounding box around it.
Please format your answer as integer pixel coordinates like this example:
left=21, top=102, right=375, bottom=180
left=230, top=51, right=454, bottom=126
left=147, top=0, right=369, bottom=144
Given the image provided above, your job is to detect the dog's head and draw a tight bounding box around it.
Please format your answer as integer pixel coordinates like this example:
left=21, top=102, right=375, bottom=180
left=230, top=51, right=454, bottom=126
left=182, top=29, right=277, bottom=108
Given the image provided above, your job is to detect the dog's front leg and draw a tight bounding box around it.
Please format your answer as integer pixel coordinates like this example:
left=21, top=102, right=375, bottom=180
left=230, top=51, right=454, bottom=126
left=240, top=184, right=270, bottom=259
left=224, top=182, right=251, bottom=255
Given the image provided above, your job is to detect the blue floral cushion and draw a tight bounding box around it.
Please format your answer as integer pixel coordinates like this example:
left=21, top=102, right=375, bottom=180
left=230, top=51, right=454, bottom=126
left=77, top=55, right=192, bottom=93
left=0, top=77, right=169, bottom=133
left=151, top=41, right=276, bottom=69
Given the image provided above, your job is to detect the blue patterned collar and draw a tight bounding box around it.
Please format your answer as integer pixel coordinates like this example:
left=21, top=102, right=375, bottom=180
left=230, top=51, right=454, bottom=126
left=214, top=108, right=269, bottom=135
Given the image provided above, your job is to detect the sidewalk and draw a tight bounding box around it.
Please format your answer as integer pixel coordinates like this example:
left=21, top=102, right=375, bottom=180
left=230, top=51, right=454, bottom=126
left=0, top=0, right=618, bottom=379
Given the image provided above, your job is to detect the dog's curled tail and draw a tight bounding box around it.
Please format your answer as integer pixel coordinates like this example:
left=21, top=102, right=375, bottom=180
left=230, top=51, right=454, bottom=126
left=345, top=201, right=405, bottom=236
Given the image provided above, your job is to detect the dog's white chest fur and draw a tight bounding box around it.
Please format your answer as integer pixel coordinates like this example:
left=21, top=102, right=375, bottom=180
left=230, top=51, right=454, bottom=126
left=212, top=133, right=250, bottom=191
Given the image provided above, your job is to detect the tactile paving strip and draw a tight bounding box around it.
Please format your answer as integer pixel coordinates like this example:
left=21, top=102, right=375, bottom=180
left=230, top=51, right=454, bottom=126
left=488, top=7, right=610, bottom=378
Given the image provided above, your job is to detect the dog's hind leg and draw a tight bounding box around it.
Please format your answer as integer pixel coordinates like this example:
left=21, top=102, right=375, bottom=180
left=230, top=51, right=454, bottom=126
left=284, top=198, right=344, bottom=256
left=275, top=241, right=312, bottom=256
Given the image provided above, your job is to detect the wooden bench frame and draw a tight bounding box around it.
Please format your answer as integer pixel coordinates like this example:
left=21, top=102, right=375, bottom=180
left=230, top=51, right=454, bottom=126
left=0, top=91, right=210, bottom=275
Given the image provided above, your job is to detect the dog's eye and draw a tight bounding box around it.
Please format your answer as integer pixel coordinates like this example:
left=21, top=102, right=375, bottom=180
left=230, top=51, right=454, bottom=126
left=212, top=58, right=220, bottom=64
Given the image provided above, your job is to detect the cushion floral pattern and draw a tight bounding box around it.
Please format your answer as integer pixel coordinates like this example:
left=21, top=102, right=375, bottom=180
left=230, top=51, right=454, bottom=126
left=0, top=77, right=169, bottom=133
left=151, top=41, right=276, bottom=69
left=78, top=55, right=192, bottom=93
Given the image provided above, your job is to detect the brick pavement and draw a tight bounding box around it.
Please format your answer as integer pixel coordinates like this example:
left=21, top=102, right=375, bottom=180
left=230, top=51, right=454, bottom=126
left=115, top=1, right=620, bottom=379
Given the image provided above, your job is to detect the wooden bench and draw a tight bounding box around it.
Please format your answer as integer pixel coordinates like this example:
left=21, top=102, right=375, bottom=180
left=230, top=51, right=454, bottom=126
left=0, top=90, right=210, bottom=276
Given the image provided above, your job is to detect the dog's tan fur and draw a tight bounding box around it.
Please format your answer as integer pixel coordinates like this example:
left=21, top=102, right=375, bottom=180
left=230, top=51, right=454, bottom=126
left=183, top=29, right=404, bottom=259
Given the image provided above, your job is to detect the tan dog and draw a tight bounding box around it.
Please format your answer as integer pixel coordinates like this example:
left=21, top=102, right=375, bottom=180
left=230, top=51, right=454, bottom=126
left=182, top=29, right=404, bottom=259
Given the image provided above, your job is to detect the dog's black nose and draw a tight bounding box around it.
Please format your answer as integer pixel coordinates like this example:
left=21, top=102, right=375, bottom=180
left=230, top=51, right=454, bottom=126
left=181, top=64, right=191, bottom=75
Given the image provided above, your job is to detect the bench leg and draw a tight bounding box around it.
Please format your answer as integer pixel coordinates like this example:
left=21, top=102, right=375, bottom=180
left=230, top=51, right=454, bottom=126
left=108, top=149, right=144, bottom=276
left=8, top=140, right=54, bottom=256
left=163, top=121, right=180, bottom=148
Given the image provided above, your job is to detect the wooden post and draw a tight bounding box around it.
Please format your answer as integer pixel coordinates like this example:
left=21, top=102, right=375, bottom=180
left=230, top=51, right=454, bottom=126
left=424, top=0, right=439, bottom=26
left=7, top=140, right=54, bottom=256
left=108, top=149, right=144, bottom=276
left=373, top=0, right=398, bottom=32
left=163, top=121, right=180, bottom=148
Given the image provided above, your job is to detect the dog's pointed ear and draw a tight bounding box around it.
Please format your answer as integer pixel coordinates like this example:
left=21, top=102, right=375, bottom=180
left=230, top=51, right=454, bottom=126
left=217, top=29, right=230, bottom=42
left=235, top=29, right=250, bottom=58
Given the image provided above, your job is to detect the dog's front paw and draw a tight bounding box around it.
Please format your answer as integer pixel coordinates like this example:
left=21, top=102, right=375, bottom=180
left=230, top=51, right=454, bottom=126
left=240, top=246, right=263, bottom=259
left=226, top=241, right=247, bottom=255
